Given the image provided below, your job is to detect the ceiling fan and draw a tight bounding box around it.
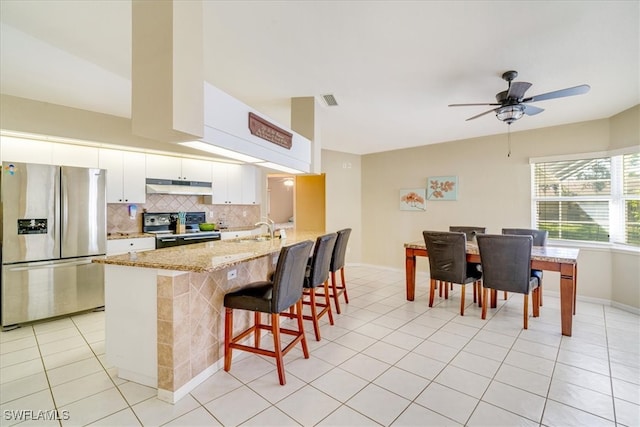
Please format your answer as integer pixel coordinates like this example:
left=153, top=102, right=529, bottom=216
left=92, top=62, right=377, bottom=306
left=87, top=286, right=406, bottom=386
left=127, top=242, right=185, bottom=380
left=449, top=70, right=590, bottom=124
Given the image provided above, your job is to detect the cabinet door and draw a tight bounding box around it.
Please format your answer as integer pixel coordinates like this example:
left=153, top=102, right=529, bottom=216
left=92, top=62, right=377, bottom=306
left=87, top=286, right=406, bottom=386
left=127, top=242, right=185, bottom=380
left=211, top=162, right=230, bottom=204
left=99, top=149, right=125, bottom=203
left=181, top=158, right=211, bottom=182
left=1, top=136, right=54, bottom=164
left=146, top=154, right=182, bottom=180
left=122, top=152, right=146, bottom=203
left=53, top=143, right=99, bottom=168
left=226, top=164, right=244, bottom=204
left=241, top=164, right=261, bottom=205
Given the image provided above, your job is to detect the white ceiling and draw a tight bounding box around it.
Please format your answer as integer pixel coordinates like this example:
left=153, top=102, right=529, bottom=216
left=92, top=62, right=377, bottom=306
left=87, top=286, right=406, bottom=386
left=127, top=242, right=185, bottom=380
left=1, top=1, right=638, bottom=155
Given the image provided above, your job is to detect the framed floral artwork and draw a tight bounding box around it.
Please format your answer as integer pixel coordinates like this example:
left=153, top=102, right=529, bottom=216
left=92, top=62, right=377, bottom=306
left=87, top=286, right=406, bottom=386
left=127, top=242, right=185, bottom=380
left=399, top=188, right=426, bottom=211
left=427, top=176, right=458, bottom=201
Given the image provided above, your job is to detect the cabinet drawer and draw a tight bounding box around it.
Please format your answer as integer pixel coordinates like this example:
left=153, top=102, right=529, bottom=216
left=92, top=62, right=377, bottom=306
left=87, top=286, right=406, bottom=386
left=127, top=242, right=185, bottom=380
left=107, top=237, right=155, bottom=255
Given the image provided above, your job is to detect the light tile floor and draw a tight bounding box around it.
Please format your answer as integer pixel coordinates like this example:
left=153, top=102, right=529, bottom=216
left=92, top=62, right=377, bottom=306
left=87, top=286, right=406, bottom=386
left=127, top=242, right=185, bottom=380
left=1, top=266, right=639, bottom=426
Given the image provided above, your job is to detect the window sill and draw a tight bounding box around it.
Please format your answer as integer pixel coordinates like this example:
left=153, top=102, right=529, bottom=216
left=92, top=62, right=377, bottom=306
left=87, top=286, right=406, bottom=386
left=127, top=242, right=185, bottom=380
left=549, top=239, right=640, bottom=255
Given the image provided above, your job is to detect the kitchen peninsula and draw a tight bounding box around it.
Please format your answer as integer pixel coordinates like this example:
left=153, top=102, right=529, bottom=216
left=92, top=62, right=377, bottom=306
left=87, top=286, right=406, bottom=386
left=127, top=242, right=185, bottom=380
left=93, top=230, right=322, bottom=403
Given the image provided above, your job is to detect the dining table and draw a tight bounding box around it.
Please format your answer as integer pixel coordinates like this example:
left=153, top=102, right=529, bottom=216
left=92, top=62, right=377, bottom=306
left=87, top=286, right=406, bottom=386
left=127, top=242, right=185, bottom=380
left=404, top=240, right=580, bottom=336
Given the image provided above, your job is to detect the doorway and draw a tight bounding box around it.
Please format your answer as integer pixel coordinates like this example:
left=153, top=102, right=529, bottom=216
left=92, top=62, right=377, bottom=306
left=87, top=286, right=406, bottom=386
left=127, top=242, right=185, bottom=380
left=267, top=173, right=326, bottom=232
left=267, top=174, right=295, bottom=229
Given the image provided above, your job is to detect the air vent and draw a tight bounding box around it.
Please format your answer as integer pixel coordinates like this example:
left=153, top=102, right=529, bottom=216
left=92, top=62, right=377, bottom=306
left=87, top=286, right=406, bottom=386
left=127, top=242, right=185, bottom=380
left=321, top=94, right=339, bottom=107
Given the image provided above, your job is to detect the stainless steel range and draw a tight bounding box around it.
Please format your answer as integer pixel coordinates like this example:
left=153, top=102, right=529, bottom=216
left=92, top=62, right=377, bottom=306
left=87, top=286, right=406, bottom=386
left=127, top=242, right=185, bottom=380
left=143, top=212, right=221, bottom=248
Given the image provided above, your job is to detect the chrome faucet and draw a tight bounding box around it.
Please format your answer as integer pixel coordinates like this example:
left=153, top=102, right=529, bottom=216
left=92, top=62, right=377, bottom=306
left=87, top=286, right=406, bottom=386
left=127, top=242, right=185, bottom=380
left=255, top=218, right=275, bottom=240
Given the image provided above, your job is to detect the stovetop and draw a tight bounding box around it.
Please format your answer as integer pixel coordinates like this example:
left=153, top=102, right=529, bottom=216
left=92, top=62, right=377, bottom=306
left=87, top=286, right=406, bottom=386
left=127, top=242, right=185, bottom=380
left=142, top=211, right=219, bottom=236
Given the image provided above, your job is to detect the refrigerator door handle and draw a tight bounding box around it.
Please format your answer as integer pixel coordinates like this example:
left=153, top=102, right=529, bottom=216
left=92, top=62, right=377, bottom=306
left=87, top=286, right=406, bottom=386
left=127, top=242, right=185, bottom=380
left=6, top=259, right=95, bottom=272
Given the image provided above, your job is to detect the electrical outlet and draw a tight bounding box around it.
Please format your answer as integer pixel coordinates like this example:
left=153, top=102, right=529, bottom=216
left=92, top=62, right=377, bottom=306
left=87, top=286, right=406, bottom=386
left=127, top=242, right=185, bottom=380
left=209, top=211, right=214, bottom=218
left=227, top=269, right=237, bottom=280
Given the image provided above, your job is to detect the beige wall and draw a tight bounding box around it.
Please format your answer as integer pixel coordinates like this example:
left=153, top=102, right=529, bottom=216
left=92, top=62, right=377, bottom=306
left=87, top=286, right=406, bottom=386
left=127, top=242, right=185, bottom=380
left=322, top=149, right=362, bottom=264
left=609, top=104, right=640, bottom=150
left=360, top=107, right=639, bottom=309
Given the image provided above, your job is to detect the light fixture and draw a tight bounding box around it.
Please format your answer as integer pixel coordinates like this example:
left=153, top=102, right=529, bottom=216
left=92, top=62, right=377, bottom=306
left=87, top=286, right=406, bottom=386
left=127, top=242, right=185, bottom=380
left=496, top=105, right=525, bottom=124
left=179, top=141, right=263, bottom=163
left=283, top=178, right=294, bottom=187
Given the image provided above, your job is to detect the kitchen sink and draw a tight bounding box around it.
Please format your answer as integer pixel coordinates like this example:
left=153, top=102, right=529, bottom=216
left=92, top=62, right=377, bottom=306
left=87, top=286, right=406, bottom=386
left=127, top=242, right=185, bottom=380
left=236, top=236, right=273, bottom=243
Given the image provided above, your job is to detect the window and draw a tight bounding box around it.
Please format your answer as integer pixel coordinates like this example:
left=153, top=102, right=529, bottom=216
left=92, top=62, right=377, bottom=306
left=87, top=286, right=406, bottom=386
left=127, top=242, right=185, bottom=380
left=532, top=152, right=640, bottom=247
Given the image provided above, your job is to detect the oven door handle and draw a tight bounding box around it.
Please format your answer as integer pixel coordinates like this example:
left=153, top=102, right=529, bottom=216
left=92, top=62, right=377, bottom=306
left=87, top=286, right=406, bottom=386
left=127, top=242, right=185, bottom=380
left=183, top=236, right=211, bottom=241
left=158, top=238, right=178, bottom=242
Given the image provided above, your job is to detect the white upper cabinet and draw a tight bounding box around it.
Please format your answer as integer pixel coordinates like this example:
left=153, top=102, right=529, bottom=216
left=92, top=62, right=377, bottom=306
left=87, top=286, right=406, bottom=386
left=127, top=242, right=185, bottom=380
left=146, top=154, right=182, bottom=180
left=1, top=136, right=54, bottom=165
left=180, top=158, right=212, bottom=182
left=99, top=149, right=146, bottom=204
left=241, top=164, right=261, bottom=205
left=53, top=143, right=99, bottom=168
left=146, top=154, right=211, bottom=181
left=211, top=162, right=243, bottom=204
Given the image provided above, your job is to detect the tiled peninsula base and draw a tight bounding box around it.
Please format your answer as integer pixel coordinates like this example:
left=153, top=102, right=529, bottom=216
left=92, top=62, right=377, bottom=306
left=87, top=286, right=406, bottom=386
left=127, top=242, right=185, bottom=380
left=104, top=254, right=276, bottom=403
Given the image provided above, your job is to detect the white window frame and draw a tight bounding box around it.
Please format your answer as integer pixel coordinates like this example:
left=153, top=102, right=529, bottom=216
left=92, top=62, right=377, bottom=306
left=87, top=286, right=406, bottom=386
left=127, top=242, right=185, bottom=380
left=530, top=147, right=640, bottom=250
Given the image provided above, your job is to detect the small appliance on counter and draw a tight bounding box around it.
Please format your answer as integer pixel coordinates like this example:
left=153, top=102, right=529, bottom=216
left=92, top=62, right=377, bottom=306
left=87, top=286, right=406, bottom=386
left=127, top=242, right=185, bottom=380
left=143, top=212, right=221, bottom=249
left=1, top=162, right=107, bottom=329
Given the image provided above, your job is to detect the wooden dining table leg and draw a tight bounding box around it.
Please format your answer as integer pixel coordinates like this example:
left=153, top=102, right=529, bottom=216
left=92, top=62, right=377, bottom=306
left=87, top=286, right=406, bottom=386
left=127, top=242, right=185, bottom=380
left=560, top=263, right=576, bottom=336
left=405, top=248, right=416, bottom=301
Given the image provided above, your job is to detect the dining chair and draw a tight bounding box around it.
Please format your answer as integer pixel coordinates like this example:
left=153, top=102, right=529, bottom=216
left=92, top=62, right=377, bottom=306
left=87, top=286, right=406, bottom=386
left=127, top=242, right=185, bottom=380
left=502, top=228, right=549, bottom=305
left=476, top=234, right=540, bottom=329
left=329, top=228, right=352, bottom=314
left=422, top=231, right=482, bottom=315
left=448, top=226, right=486, bottom=241
left=449, top=226, right=486, bottom=302
left=286, top=232, right=338, bottom=341
left=223, top=240, right=314, bottom=385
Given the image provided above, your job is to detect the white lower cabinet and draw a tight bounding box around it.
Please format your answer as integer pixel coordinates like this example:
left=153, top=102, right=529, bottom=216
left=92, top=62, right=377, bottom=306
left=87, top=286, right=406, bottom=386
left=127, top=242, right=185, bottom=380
left=107, top=237, right=156, bottom=256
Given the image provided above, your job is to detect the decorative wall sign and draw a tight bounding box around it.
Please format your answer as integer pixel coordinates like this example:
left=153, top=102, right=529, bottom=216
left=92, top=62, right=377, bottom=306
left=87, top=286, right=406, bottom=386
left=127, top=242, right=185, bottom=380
left=248, top=112, right=293, bottom=149
left=400, top=189, right=427, bottom=211
left=427, top=176, right=458, bottom=200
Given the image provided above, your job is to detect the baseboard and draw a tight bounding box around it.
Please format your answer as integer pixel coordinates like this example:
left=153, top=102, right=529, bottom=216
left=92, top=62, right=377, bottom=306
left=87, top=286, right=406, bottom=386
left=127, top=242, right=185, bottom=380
left=610, top=301, right=640, bottom=315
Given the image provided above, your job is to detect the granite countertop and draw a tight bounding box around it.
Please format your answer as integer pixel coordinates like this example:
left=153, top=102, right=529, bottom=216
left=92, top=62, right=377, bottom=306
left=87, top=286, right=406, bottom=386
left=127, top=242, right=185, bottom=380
left=107, top=232, right=155, bottom=240
left=95, top=230, right=323, bottom=273
left=106, top=226, right=260, bottom=240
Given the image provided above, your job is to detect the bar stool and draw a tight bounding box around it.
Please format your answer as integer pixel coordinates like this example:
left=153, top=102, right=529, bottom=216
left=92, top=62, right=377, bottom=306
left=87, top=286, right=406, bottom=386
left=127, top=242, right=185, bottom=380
left=329, top=228, right=351, bottom=314
left=284, top=233, right=337, bottom=341
left=223, top=240, right=313, bottom=385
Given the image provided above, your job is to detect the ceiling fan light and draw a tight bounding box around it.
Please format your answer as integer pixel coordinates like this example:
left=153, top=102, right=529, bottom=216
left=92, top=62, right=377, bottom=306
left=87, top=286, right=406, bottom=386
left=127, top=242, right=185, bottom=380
left=496, top=105, right=525, bottom=124
left=283, top=178, right=294, bottom=187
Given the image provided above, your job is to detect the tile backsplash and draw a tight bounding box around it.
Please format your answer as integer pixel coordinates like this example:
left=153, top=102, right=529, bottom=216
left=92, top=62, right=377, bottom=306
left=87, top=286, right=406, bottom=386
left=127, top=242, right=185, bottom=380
left=107, top=194, right=261, bottom=234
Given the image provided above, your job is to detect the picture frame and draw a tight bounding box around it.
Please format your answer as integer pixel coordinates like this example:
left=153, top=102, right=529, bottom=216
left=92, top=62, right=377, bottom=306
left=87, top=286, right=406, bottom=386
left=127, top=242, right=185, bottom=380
left=427, top=176, right=458, bottom=201
left=399, top=188, right=426, bottom=211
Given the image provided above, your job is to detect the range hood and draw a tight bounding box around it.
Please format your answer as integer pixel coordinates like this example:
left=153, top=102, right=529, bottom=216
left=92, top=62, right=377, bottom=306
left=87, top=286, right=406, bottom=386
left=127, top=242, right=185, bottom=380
left=145, top=178, right=212, bottom=196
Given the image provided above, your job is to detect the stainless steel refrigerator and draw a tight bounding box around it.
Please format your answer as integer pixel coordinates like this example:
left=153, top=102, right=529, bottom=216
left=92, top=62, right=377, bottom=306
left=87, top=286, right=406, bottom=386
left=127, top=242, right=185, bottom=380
left=1, top=162, right=106, bottom=328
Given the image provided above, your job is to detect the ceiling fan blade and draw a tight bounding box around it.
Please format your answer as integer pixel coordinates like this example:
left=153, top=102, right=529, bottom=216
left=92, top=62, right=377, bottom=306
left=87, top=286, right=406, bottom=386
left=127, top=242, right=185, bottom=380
left=466, top=107, right=499, bottom=121
left=523, top=84, right=590, bottom=103
left=448, top=103, right=501, bottom=107
left=523, top=104, right=544, bottom=116
left=506, top=82, right=532, bottom=100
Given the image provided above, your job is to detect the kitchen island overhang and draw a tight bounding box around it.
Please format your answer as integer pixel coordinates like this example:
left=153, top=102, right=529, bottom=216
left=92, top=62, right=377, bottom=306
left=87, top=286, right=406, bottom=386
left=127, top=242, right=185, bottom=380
left=93, top=231, right=322, bottom=403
